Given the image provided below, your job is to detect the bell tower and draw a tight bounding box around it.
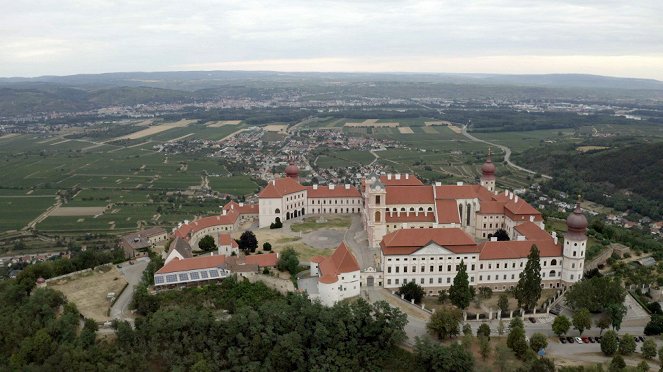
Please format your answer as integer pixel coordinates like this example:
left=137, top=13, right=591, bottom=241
left=480, top=148, right=496, bottom=192
left=561, top=198, right=588, bottom=285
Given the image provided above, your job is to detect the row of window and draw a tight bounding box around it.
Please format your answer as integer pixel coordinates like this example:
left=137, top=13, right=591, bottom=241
left=311, top=198, right=361, bottom=205
left=387, top=264, right=476, bottom=274
left=388, top=276, right=475, bottom=286
left=387, top=256, right=475, bottom=262
left=311, top=207, right=358, bottom=214
left=285, top=193, right=304, bottom=201
left=386, top=270, right=564, bottom=286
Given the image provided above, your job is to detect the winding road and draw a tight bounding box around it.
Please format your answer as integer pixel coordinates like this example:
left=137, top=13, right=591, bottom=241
left=461, top=125, right=552, bottom=180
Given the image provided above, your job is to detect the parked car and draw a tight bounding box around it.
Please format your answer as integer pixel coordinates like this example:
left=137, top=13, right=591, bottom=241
left=595, top=336, right=602, bottom=342
left=129, top=260, right=135, bottom=265
left=588, top=337, right=596, bottom=343
left=566, top=336, right=575, bottom=343
left=634, top=336, right=641, bottom=343
left=575, top=337, right=583, bottom=344
left=638, top=336, right=646, bottom=342
left=528, top=317, right=537, bottom=323
left=559, top=337, right=567, bottom=344
left=581, top=337, right=590, bottom=343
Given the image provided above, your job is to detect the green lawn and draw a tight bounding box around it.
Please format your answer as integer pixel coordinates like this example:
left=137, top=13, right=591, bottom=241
left=290, top=216, right=352, bottom=233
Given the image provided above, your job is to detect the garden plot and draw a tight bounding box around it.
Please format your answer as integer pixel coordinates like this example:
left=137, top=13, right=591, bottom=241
left=50, top=206, right=107, bottom=216
left=112, top=119, right=196, bottom=140
left=207, top=120, right=242, bottom=127
left=398, top=127, right=414, bottom=134
left=264, top=124, right=289, bottom=133
left=345, top=119, right=400, bottom=128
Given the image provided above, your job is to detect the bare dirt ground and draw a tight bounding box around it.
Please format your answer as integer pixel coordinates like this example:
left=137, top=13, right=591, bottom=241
left=264, top=124, right=289, bottom=133
left=49, top=266, right=128, bottom=322
left=207, top=120, right=242, bottom=127
left=398, top=127, right=414, bottom=134
left=135, top=119, right=155, bottom=127
left=51, top=206, right=107, bottom=216
left=448, top=124, right=463, bottom=134
left=424, top=120, right=453, bottom=126
left=112, top=119, right=196, bottom=140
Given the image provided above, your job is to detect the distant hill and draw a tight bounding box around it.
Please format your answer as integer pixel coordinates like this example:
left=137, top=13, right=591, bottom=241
left=516, top=142, right=663, bottom=219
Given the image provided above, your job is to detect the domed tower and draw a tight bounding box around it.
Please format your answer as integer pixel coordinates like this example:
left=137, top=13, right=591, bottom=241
left=480, top=148, right=496, bottom=192
left=561, top=199, right=588, bottom=285
left=285, top=159, right=299, bottom=181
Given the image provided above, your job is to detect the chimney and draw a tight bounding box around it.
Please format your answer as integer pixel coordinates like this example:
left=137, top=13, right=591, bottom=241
left=435, top=182, right=442, bottom=187
left=529, top=215, right=534, bottom=222
left=184, top=219, right=189, bottom=225
left=552, top=231, right=558, bottom=245
left=313, top=184, right=318, bottom=190
left=271, top=180, right=276, bottom=185
left=517, top=235, right=526, bottom=241
left=504, top=190, right=509, bottom=196
left=405, top=174, right=409, bottom=179
left=387, top=173, right=392, bottom=180
left=222, top=210, right=227, bottom=216
left=490, top=237, right=498, bottom=242
left=395, top=174, right=401, bottom=180
left=515, top=195, right=519, bottom=203
left=345, top=184, right=350, bottom=189
left=329, top=184, right=335, bottom=190
left=239, top=202, right=244, bottom=207
left=456, top=181, right=464, bottom=186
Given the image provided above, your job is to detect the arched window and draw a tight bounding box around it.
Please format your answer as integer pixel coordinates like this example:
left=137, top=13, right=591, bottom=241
left=428, top=207, right=433, bottom=212
left=466, top=203, right=471, bottom=226
left=551, top=259, right=557, bottom=266
left=400, top=207, right=406, bottom=212
left=418, top=207, right=424, bottom=212
left=458, top=204, right=463, bottom=224
left=549, top=270, right=556, bottom=277
left=275, top=208, right=280, bottom=214
left=409, top=207, right=415, bottom=212
left=375, top=211, right=381, bottom=223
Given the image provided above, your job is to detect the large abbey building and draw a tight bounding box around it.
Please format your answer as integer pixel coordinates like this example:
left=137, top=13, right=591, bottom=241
left=171, top=151, right=588, bottom=299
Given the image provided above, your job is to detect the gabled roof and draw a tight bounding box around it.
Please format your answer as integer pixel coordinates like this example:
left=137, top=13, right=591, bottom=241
left=435, top=199, right=461, bottom=224
left=380, top=228, right=479, bottom=255
left=258, top=177, right=307, bottom=198
left=379, top=174, right=424, bottom=186
left=479, top=240, right=561, bottom=260
left=477, top=201, right=505, bottom=214
left=305, top=185, right=361, bottom=198
left=318, top=242, right=361, bottom=284
left=493, top=193, right=542, bottom=217
left=514, top=221, right=551, bottom=241
left=223, top=201, right=259, bottom=215
left=218, top=233, right=238, bottom=248
left=385, top=185, right=434, bottom=204
left=167, top=237, right=193, bottom=259
left=173, top=213, right=239, bottom=239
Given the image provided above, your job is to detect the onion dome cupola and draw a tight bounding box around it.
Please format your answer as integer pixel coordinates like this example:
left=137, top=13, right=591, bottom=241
left=481, top=147, right=496, bottom=180
left=285, top=159, right=299, bottom=179
left=566, top=198, right=588, bottom=238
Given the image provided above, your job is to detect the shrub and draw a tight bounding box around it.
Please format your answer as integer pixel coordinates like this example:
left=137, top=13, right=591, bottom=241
left=600, top=330, right=619, bottom=356
left=641, top=338, right=657, bottom=359
left=477, top=323, right=490, bottom=338
left=262, top=242, right=272, bottom=251
left=529, top=332, right=548, bottom=352
left=618, top=333, right=636, bottom=355
left=398, top=282, right=425, bottom=304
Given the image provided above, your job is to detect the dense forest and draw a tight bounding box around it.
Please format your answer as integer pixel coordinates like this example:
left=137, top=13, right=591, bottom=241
left=516, top=142, right=663, bottom=219
left=0, top=275, right=412, bottom=371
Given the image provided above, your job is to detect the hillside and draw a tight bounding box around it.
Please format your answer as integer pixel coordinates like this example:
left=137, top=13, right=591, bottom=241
left=515, top=142, right=663, bottom=219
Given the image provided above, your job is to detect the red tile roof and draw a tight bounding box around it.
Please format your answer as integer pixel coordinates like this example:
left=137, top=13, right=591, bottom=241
left=380, top=228, right=479, bottom=255
left=477, top=201, right=505, bottom=214
left=258, top=177, right=306, bottom=198
left=173, top=213, right=238, bottom=239
left=385, top=185, right=434, bottom=204
left=435, top=199, right=461, bottom=224
left=514, top=221, right=551, bottom=241
left=305, top=185, right=361, bottom=198
left=379, top=174, right=424, bottom=186
left=493, top=193, right=542, bottom=218
left=434, top=185, right=494, bottom=201
left=479, top=240, right=561, bottom=260
left=218, top=233, right=238, bottom=248
left=318, top=242, right=360, bottom=284
left=223, top=201, right=259, bottom=215
left=157, top=255, right=226, bottom=274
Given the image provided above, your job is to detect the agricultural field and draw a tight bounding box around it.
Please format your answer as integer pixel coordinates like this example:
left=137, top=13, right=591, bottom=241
left=0, top=194, right=56, bottom=232
left=208, top=175, right=259, bottom=196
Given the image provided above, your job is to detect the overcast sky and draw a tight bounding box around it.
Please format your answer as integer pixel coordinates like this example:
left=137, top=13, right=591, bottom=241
left=1, top=0, right=662, bottom=79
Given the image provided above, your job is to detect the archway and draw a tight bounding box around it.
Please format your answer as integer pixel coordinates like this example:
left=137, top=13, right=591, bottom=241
left=366, top=276, right=374, bottom=287
left=286, top=212, right=290, bottom=220
left=375, top=211, right=381, bottom=223
left=301, top=208, right=305, bottom=216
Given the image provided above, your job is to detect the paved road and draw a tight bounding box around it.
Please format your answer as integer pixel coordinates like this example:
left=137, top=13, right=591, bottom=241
left=343, top=214, right=376, bottom=269
left=461, top=125, right=552, bottom=179
left=109, top=257, right=149, bottom=322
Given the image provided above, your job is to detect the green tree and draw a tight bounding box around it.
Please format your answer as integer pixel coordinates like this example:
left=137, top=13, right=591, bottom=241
left=197, top=235, right=216, bottom=252
left=507, top=317, right=528, bottom=359
left=641, top=338, right=657, bottom=359
left=437, top=289, right=448, bottom=304
left=619, top=333, right=636, bottom=355
left=609, top=355, right=625, bottom=372
left=513, top=245, right=542, bottom=311
left=262, top=242, right=272, bottom=251
left=239, top=231, right=258, bottom=253
left=636, top=360, right=650, bottom=372
left=565, top=276, right=626, bottom=313
left=498, top=293, right=510, bottom=313
left=607, top=303, right=627, bottom=331
left=277, top=248, right=299, bottom=275
left=462, top=323, right=473, bottom=336
left=478, top=335, right=490, bottom=360
left=552, top=315, right=571, bottom=336
left=596, top=315, right=611, bottom=335
left=449, top=260, right=473, bottom=309
left=398, top=281, right=425, bottom=304
left=477, top=323, right=491, bottom=339
left=427, top=307, right=462, bottom=340
left=658, top=346, right=663, bottom=367
left=414, top=337, right=474, bottom=372
left=529, top=332, right=548, bottom=352
left=572, top=308, right=591, bottom=336
left=601, top=330, right=619, bottom=356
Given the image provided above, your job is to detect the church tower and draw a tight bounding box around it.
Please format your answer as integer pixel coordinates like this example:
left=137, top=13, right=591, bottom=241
left=364, top=174, right=387, bottom=248
left=285, top=158, right=299, bottom=181
left=480, top=148, right=496, bottom=192
left=561, top=200, right=588, bottom=285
